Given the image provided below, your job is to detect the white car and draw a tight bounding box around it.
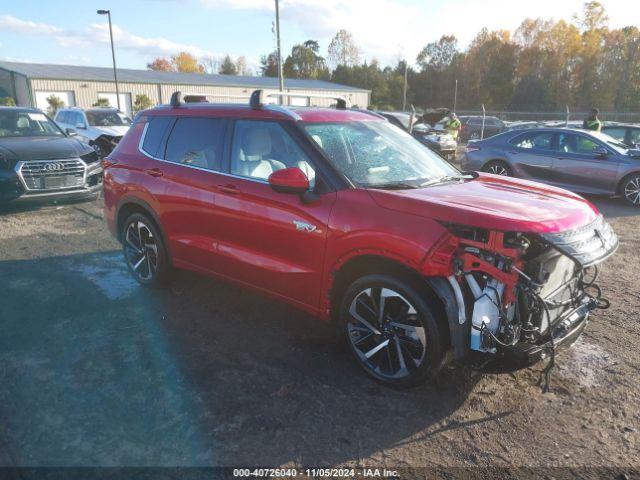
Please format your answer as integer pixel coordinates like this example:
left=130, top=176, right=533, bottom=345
left=54, top=107, right=131, bottom=158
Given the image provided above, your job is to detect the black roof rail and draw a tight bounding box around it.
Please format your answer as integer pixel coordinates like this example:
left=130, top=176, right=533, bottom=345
left=249, top=89, right=350, bottom=110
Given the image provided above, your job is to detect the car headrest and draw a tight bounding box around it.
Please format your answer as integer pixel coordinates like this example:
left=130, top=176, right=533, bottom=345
left=241, top=128, right=271, bottom=158
left=311, top=134, right=323, bottom=148
left=17, top=117, right=29, bottom=128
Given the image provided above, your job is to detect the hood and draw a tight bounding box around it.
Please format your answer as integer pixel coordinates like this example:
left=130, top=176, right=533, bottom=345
left=93, top=125, right=129, bottom=137
left=0, top=136, right=93, bottom=161
left=367, top=174, right=600, bottom=234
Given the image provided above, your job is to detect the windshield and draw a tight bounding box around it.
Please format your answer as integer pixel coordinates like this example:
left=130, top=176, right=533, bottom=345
left=589, top=131, right=629, bottom=154
left=86, top=110, right=131, bottom=127
left=0, top=110, right=64, bottom=138
left=304, top=121, right=460, bottom=188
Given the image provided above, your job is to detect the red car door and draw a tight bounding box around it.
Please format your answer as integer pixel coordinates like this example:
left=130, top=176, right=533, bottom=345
left=213, top=120, right=336, bottom=310
left=151, top=116, right=230, bottom=271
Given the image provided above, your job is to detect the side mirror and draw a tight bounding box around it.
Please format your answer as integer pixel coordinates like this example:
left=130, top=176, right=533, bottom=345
left=593, top=146, right=608, bottom=158
left=66, top=128, right=78, bottom=137
left=268, top=167, right=309, bottom=194
left=75, top=122, right=86, bottom=130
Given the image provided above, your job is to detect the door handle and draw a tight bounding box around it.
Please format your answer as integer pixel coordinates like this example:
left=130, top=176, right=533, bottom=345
left=218, top=184, right=240, bottom=194
left=145, top=168, right=163, bottom=177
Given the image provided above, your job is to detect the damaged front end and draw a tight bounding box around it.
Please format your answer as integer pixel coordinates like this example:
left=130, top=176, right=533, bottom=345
left=91, top=135, right=122, bottom=158
left=428, top=215, right=618, bottom=369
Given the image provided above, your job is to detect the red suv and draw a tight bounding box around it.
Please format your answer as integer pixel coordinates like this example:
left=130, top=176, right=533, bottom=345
left=103, top=91, right=618, bottom=387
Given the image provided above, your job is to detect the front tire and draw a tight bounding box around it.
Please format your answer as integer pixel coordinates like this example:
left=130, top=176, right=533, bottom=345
left=621, top=174, right=640, bottom=206
left=482, top=160, right=512, bottom=176
left=121, top=213, right=170, bottom=286
left=339, top=274, right=445, bottom=387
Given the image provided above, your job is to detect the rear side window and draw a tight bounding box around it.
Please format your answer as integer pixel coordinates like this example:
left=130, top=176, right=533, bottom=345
left=511, top=131, right=554, bottom=150
left=164, top=117, right=226, bottom=171
left=142, top=116, right=172, bottom=157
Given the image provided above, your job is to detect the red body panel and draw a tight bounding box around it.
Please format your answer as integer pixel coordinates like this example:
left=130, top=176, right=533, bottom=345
left=103, top=105, right=602, bottom=321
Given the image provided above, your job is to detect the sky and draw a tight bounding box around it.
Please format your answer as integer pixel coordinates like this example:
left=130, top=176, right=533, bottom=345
left=1, top=0, right=639, bottom=74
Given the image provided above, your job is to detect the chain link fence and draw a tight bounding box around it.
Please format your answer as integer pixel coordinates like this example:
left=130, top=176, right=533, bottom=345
left=455, top=109, right=640, bottom=124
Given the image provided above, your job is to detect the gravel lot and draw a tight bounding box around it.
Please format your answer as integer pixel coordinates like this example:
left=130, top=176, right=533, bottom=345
left=0, top=194, right=638, bottom=471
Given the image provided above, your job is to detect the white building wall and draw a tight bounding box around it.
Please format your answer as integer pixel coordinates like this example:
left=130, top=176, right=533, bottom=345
left=29, top=78, right=369, bottom=111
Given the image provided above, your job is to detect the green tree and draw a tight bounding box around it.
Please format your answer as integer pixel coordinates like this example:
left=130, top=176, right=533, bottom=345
left=0, top=97, right=16, bottom=106
left=133, top=94, right=153, bottom=113
left=219, top=55, right=238, bottom=75
left=93, top=98, right=110, bottom=107
left=260, top=52, right=279, bottom=77
left=283, top=40, right=330, bottom=80
left=46, top=95, right=65, bottom=116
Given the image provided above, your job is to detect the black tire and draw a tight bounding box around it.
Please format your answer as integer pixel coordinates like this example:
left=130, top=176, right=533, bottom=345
left=619, top=173, right=640, bottom=206
left=482, top=160, right=512, bottom=176
left=121, top=213, right=171, bottom=286
left=339, top=274, right=446, bottom=388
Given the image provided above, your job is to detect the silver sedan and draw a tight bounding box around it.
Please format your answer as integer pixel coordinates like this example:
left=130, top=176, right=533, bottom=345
left=460, top=127, right=640, bottom=206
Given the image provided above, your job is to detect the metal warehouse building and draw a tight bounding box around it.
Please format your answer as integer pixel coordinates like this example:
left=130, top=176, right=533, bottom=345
left=0, top=61, right=370, bottom=116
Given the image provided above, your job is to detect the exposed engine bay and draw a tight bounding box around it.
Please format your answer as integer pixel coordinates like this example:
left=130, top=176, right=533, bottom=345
left=437, top=215, right=618, bottom=378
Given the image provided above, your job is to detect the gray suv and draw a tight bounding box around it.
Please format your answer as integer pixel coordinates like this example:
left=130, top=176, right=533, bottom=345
left=461, top=127, right=640, bottom=206
left=54, top=107, right=131, bottom=158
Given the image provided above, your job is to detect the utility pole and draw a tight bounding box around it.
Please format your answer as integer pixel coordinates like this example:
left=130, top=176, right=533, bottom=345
left=97, top=10, right=120, bottom=111
left=402, top=61, right=408, bottom=112
left=274, top=0, right=285, bottom=101
left=453, top=79, right=458, bottom=113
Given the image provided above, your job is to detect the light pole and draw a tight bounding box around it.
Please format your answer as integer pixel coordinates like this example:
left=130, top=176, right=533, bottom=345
left=274, top=0, right=285, bottom=99
left=402, top=61, right=408, bottom=112
left=97, top=9, right=121, bottom=111
left=453, top=79, right=458, bottom=113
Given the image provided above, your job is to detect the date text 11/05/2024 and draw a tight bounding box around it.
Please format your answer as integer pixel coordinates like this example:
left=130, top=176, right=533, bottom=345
left=233, top=468, right=399, bottom=477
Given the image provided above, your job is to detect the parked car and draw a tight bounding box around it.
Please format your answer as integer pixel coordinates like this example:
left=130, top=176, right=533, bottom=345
left=461, top=127, right=640, bottom=206
left=104, top=91, right=617, bottom=387
left=378, top=111, right=457, bottom=161
left=601, top=124, right=640, bottom=149
left=457, top=115, right=506, bottom=142
left=55, top=107, right=131, bottom=158
left=0, top=107, right=102, bottom=204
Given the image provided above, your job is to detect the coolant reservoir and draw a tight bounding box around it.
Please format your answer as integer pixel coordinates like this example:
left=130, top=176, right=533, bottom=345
left=466, top=275, right=505, bottom=352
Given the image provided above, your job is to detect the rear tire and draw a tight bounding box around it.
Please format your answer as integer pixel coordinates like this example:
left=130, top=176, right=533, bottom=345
left=339, top=274, right=446, bottom=388
left=121, top=213, right=171, bottom=286
left=620, top=173, right=640, bottom=206
left=482, top=160, right=512, bottom=176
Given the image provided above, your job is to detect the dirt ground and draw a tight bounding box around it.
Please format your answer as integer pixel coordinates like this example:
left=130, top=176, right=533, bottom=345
left=0, top=194, right=638, bottom=473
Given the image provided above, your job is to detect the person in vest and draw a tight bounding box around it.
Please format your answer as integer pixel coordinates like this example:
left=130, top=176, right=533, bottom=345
left=444, top=112, right=461, bottom=139
left=583, top=108, right=602, bottom=132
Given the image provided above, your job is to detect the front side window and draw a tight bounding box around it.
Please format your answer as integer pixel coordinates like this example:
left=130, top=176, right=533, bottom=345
left=86, top=110, right=131, bottom=127
left=602, top=127, right=626, bottom=143
left=231, top=120, right=315, bottom=183
left=630, top=129, right=640, bottom=146
left=511, top=131, right=554, bottom=150
left=164, top=117, right=226, bottom=171
left=0, top=110, right=64, bottom=138
left=304, top=121, right=458, bottom=188
left=558, top=133, right=600, bottom=155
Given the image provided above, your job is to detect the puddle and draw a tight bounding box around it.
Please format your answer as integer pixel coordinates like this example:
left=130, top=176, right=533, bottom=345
left=558, top=337, right=615, bottom=388
left=63, top=252, right=139, bottom=300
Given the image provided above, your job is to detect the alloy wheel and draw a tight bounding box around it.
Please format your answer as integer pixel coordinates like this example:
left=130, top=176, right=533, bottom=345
left=124, top=220, right=159, bottom=281
left=346, top=287, right=427, bottom=380
left=624, top=177, right=640, bottom=205
left=488, top=164, right=509, bottom=176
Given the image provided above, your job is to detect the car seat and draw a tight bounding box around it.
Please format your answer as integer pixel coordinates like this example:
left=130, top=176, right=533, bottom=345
left=237, top=127, right=285, bottom=179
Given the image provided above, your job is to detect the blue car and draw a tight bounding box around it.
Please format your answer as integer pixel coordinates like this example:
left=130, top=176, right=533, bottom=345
left=460, top=127, right=640, bottom=206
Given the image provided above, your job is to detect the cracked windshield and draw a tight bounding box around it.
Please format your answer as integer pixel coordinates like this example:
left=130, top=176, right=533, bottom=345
left=304, top=121, right=459, bottom=188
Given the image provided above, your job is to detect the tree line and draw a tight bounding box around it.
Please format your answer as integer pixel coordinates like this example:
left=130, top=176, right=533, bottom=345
left=146, top=1, right=639, bottom=112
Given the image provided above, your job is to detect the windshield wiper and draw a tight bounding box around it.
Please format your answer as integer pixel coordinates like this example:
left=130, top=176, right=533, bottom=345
left=420, top=174, right=474, bottom=187
left=366, top=182, right=419, bottom=190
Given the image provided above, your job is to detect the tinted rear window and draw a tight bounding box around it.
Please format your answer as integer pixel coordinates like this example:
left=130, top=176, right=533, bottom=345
left=142, top=116, right=173, bottom=157
left=164, top=117, right=226, bottom=171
